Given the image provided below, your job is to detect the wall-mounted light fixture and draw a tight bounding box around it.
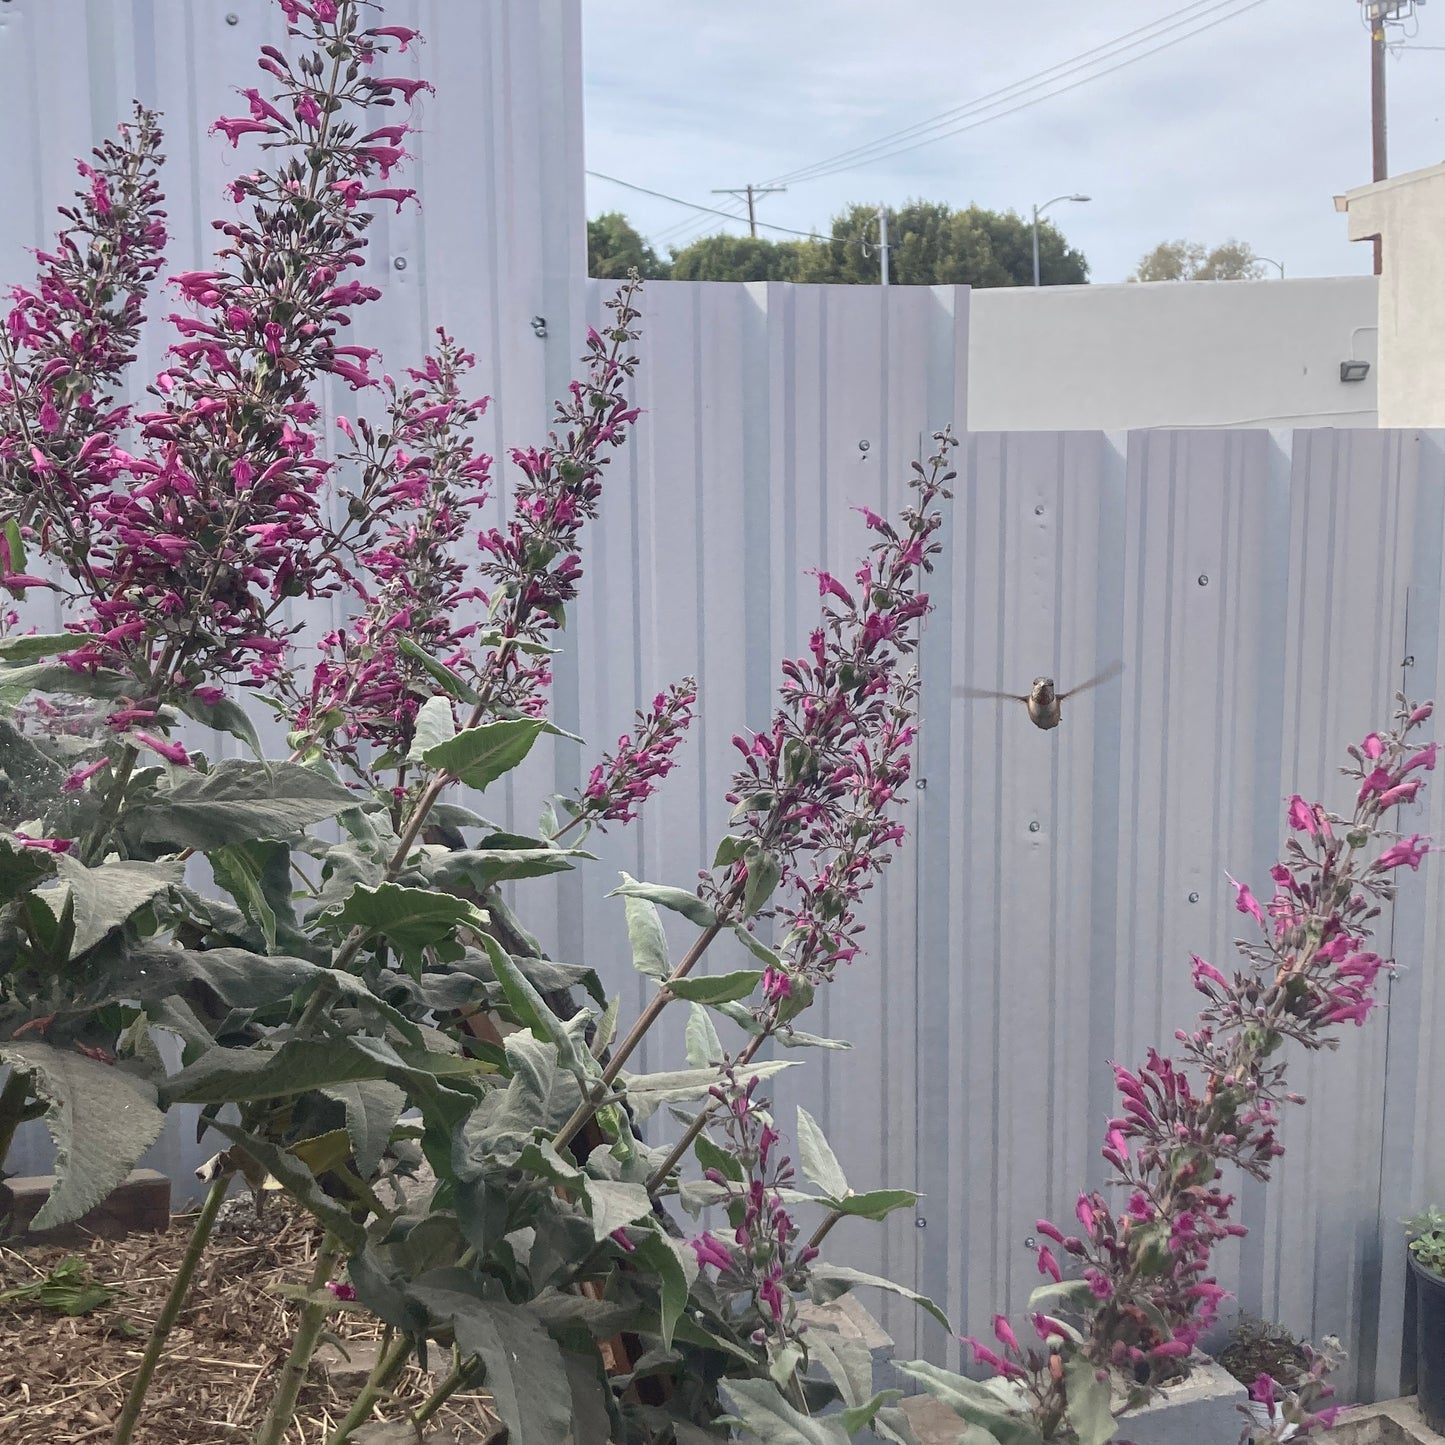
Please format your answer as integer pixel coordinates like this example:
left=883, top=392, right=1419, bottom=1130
left=1340, top=359, right=1372, bottom=382
left=530, top=316, right=547, bottom=338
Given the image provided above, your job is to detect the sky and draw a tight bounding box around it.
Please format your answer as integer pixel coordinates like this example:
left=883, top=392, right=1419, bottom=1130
left=581, top=0, right=1445, bottom=285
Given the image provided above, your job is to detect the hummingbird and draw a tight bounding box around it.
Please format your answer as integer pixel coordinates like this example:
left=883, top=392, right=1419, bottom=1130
left=954, top=661, right=1123, bottom=731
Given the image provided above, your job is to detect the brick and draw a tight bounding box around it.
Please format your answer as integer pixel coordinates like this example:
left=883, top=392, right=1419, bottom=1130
left=0, top=1168, right=171, bottom=1245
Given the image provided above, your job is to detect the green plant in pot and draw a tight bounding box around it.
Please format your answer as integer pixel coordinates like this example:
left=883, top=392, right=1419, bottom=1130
left=1405, top=1207, right=1445, bottom=1431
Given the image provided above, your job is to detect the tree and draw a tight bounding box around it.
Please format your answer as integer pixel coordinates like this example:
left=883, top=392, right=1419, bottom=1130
left=588, top=211, right=670, bottom=279
left=668, top=233, right=807, bottom=282
left=669, top=201, right=1088, bottom=287
left=1130, top=238, right=1265, bottom=283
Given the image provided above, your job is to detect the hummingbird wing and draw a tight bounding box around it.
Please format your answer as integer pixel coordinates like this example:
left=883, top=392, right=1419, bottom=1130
left=1057, top=661, right=1123, bottom=701
left=953, top=685, right=1028, bottom=702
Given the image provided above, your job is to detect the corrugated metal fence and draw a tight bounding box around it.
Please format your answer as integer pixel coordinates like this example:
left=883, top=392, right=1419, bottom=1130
left=550, top=290, right=1445, bottom=1408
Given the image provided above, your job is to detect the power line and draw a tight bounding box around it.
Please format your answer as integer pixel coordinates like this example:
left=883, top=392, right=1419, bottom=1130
left=585, top=170, right=824, bottom=241
left=762, top=0, right=1266, bottom=188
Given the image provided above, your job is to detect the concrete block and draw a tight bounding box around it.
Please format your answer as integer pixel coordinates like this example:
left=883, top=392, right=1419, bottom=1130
left=0, top=1167, right=170, bottom=1244
left=1113, top=1354, right=1249, bottom=1445
left=1330, top=1396, right=1445, bottom=1444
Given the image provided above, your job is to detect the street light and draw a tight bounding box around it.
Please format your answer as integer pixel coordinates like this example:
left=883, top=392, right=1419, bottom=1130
left=1255, top=256, right=1285, bottom=279
left=1032, top=193, right=1091, bottom=287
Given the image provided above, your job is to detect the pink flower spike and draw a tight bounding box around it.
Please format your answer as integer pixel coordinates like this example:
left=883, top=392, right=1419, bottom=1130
left=132, top=731, right=192, bottom=767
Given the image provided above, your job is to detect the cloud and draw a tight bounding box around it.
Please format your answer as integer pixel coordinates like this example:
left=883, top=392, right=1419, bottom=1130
left=584, top=0, right=1444, bottom=281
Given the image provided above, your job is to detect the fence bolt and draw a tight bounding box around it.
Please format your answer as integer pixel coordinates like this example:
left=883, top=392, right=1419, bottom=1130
left=392, top=256, right=407, bottom=271
left=915, top=1217, right=927, bottom=1229
left=1188, top=891, right=1200, bottom=903
left=1198, top=574, right=1209, bottom=587
left=1028, top=820, right=1041, bottom=833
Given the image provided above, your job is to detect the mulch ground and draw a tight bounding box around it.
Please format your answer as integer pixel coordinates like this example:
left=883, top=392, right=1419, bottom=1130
left=0, top=1194, right=502, bottom=1444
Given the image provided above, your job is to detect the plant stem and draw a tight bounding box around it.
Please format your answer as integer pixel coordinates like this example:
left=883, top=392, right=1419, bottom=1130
left=326, top=1329, right=414, bottom=1444
left=253, top=1231, right=346, bottom=1445
left=551, top=920, right=724, bottom=1155
left=112, top=1173, right=229, bottom=1445
left=0, top=1067, right=32, bottom=1176
left=807, top=1208, right=846, bottom=1253
left=646, top=1028, right=767, bottom=1193
left=80, top=744, right=139, bottom=865
left=411, top=1354, right=479, bottom=1426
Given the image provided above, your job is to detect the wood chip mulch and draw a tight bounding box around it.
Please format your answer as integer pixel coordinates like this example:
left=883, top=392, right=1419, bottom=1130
left=0, top=1194, right=503, bottom=1444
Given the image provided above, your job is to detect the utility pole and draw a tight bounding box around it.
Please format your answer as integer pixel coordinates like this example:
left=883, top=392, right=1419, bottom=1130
left=877, top=207, right=889, bottom=286
left=1370, top=0, right=1388, bottom=275
left=710, top=183, right=787, bottom=239
left=1360, top=0, right=1423, bottom=275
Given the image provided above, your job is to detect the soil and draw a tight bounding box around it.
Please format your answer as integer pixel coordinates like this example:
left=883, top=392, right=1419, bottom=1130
left=0, top=1192, right=501, bottom=1444
left=1217, top=1316, right=1309, bottom=1392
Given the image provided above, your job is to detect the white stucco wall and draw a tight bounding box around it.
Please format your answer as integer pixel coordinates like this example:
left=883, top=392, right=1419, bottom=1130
left=968, top=276, right=1380, bottom=431
left=1345, top=161, right=1445, bottom=430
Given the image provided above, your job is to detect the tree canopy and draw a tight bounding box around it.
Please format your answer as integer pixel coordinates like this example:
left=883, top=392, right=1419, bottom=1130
left=587, top=202, right=1090, bottom=287
left=587, top=211, right=671, bottom=280
left=1129, top=239, right=1266, bottom=283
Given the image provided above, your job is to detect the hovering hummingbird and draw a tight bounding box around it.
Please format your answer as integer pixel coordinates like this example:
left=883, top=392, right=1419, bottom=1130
left=954, top=661, right=1123, bottom=731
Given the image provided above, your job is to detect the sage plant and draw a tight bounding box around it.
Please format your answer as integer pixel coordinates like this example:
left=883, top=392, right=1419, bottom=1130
left=910, top=701, right=1435, bottom=1445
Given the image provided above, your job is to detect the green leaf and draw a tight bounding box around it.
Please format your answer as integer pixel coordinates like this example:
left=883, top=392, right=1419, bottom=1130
left=611, top=872, right=717, bottom=930
left=406, top=696, right=457, bottom=763
left=324, top=881, right=486, bottom=971
left=796, top=1106, right=848, bottom=1199
left=693, top=1131, right=742, bottom=1183
left=742, top=844, right=782, bottom=919
left=160, top=1038, right=393, bottom=1107
left=408, top=1270, right=572, bottom=1443
left=810, top=1266, right=950, bottom=1332
left=632, top=1227, right=697, bottom=1350
left=624, top=891, right=670, bottom=981
left=170, top=689, right=263, bottom=757
left=769, top=1338, right=806, bottom=1391
left=319, top=1080, right=407, bottom=1179
left=684, top=1002, right=722, bottom=1070
left=41, top=856, right=183, bottom=959
left=425, top=844, right=578, bottom=892
left=396, top=637, right=483, bottom=705
left=478, top=936, right=592, bottom=1091
left=732, top=923, right=782, bottom=968
left=618, top=1060, right=797, bottom=1122
left=806, top=1325, right=875, bottom=1410
left=207, top=1120, right=365, bottom=1251
left=895, top=1362, right=1041, bottom=1445
left=1063, top=1355, right=1116, bottom=1445
left=0, top=834, right=57, bottom=902
left=667, top=970, right=761, bottom=1006
left=830, top=1189, right=918, bottom=1222
left=2, top=519, right=25, bottom=577
left=717, top=1378, right=850, bottom=1444
left=776, top=1029, right=852, bottom=1051
left=713, top=835, right=751, bottom=868
left=581, top=1178, right=654, bottom=1242
left=124, top=760, right=355, bottom=851
left=1026, top=1278, right=1099, bottom=1319
left=0, top=634, right=74, bottom=662
left=0, top=1041, right=165, bottom=1231
left=0, top=661, right=130, bottom=701
left=422, top=717, right=545, bottom=790
left=208, top=841, right=283, bottom=953
left=840, top=1393, right=905, bottom=1437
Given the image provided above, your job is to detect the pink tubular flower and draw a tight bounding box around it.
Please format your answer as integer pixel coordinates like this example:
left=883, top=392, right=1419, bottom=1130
left=1035, top=1245, right=1062, bottom=1282
left=1377, top=835, right=1428, bottom=871
left=14, top=833, right=74, bottom=853
left=992, top=1314, right=1020, bottom=1353
left=1287, top=794, right=1318, bottom=833
left=324, top=1280, right=357, bottom=1301
left=61, top=758, right=108, bottom=793
left=1226, top=873, right=1265, bottom=927
left=689, top=1232, right=734, bottom=1272
left=131, top=731, right=191, bottom=766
